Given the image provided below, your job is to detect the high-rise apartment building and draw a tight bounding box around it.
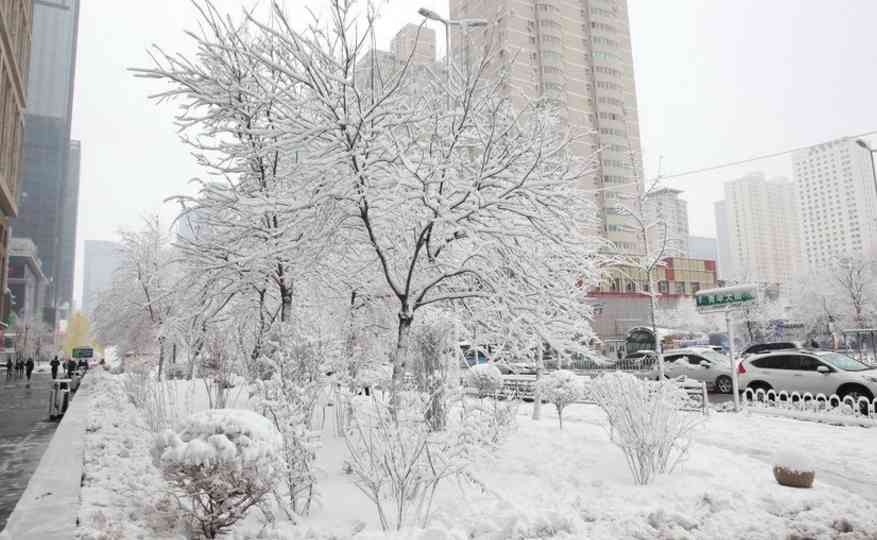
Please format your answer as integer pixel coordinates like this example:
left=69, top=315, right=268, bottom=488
left=82, top=240, right=123, bottom=316
left=792, top=137, right=877, bottom=267
left=688, top=235, right=718, bottom=262
left=390, top=23, right=436, bottom=65
left=644, top=187, right=688, bottom=256
left=714, top=172, right=800, bottom=286
left=448, top=0, right=643, bottom=252
left=0, top=0, right=33, bottom=322
left=14, top=0, right=80, bottom=321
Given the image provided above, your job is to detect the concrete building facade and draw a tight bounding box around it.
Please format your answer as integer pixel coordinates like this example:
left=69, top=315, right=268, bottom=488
left=390, top=23, right=436, bottom=65
left=448, top=0, right=644, bottom=253
left=688, top=235, right=718, bottom=262
left=7, top=237, right=46, bottom=321
left=0, top=0, right=33, bottom=323
left=714, top=172, right=800, bottom=286
left=14, top=0, right=79, bottom=322
left=792, top=137, right=877, bottom=267
left=82, top=240, right=123, bottom=316
left=644, top=187, right=688, bottom=256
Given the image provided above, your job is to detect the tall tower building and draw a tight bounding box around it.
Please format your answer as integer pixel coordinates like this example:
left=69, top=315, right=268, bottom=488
left=82, top=240, right=123, bottom=317
left=448, top=0, right=644, bottom=252
left=714, top=172, right=801, bottom=286
left=792, top=137, right=877, bottom=267
left=390, top=23, right=436, bottom=65
left=14, top=0, right=80, bottom=324
left=0, top=0, right=33, bottom=322
left=644, top=187, right=689, bottom=256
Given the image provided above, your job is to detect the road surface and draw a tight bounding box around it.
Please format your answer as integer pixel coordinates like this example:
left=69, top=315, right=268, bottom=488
left=0, top=371, right=60, bottom=529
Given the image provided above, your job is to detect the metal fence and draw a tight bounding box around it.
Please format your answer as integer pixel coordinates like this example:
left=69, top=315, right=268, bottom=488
left=742, top=388, right=877, bottom=426
left=495, top=374, right=710, bottom=415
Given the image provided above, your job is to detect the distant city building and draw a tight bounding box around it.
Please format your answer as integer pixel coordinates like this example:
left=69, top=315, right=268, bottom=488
left=589, top=256, right=718, bottom=344
left=390, top=23, right=435, bottom=65
left=644, top=187, right=689, bottom=256
left=714, top=172, right=800, bottom=286
left=688, top=236, right=718, bottom=262
left=0, top=0, right=33, bottom=323
left=713, top=200, right=732, bottom=281
left=792, top=137, right=877, bottom=267
left=7, top=237, right=47, bottom=321
left=448, top=0, right=645, bottom=252
left=14, top=0, right=80, bottom=322
left=82, top=240, right=123, bottom=316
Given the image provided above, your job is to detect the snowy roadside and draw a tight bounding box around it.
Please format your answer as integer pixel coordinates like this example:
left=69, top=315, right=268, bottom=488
left=74, top=375, right=877, bottom=539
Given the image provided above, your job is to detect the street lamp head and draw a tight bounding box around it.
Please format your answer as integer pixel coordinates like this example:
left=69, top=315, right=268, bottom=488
left=456, top=18, right=488, bottom=27
left=418, top=7, right=444, bottom=23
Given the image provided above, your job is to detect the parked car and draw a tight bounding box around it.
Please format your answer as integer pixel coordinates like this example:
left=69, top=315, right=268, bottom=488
left=622, top=350, right=658, bottom=369
left=659, top=348, right=735, bottom=393
left=740, top=342, right=803, bottom=357
left=738, top=350, right=877, bottom=401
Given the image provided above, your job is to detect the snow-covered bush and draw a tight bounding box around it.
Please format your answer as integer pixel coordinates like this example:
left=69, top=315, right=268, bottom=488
left=153, top=409, right=282, bottom=538
left=410, top=321, right=454, bottom=431
left=772, top=449, right=814, bottom=474
left=535, top=370, right=584, bottom=429
left=464, top=364, right=503, bottom=399
left=589, top=372, right=702, bottom=485
left=344, top=395, right=476, bottom=531
left=252, top=333, right=326, bottom=517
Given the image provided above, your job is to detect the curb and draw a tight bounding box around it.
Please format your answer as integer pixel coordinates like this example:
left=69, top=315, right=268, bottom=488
left=0, top=374, right=94, bottom=539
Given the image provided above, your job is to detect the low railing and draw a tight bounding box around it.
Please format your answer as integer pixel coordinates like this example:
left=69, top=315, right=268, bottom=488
left=492, top=374, right=709, bottom=414
left=742, top=388, right=877, bottom=426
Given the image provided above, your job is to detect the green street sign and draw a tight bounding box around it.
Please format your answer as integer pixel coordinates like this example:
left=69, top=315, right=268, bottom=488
left=695, top=284, right=757, bottom=312
left=72, top=347, right=94, bottom=359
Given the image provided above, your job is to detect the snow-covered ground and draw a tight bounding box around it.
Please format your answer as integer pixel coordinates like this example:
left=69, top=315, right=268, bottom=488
left=76, top=372, right=877, bottom=539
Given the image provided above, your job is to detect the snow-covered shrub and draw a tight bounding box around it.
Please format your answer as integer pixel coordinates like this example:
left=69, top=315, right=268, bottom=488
left=464, top=364, right=503, bottom=399
left=344, top=395, right=475, bottom=531
left=589, top=372, right=702, bottom=485
left=410, top=321, right=455, bottom=431
left=772, top=449, right=814, bottom=474
left=153, top=409, right=282, bottom=538
left=252, top=334, right=326, bottom=517
left=460, top=398, right=519, bottom=446
left=535, top=370, right=584, bottom=429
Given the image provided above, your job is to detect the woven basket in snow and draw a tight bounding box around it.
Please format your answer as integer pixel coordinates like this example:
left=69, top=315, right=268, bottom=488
left=773, top=466, right=815, bottom=488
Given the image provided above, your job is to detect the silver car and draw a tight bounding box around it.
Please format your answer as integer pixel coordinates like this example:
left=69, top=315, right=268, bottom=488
left=659, top=347, right=735, bottom=393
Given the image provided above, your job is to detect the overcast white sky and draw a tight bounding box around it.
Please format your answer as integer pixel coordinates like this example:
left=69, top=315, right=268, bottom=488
left=69, top=0, right=877, bottom=306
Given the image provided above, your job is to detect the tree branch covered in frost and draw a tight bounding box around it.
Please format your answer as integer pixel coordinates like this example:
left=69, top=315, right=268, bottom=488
left=589, top=372, right=702, bottom=485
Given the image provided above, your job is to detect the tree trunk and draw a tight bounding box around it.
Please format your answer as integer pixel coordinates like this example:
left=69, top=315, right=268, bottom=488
left=391, top=311, right=413, bottom=419
left=157, top=337, right=165, bottom=381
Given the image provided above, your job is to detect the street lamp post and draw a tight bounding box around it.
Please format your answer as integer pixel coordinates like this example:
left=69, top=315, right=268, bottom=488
left=417, top=8, right=487, bottom=109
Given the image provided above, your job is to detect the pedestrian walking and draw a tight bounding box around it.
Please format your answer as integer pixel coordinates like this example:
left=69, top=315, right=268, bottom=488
left=65, top=358, right=76, bottom=379
left=25, top=357, right=34, bottom=387
left=15, top=357, right=23, bottom=379
left=5, top=358, right=11, bottom=380
left=50, top=356, right=60, bottom=379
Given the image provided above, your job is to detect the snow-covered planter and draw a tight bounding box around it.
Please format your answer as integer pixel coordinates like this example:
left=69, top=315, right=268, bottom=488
left=772, top=449, right=815, bottom=488
left=589, top=372, right=702, bottom=485
left=534, top=370, right=585, bottom=429
left=464, top=364, right=503, bottom=399
left=153, top=409, right=282, bottom=538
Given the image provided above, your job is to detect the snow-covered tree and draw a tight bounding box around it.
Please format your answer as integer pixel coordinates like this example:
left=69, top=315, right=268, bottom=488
left=93, top=216, right=177, bottom=378
left=137, top=1, right=605, bottom=416
left=534, top=369, right=584, bottom=429
left=464, top=363, right=503, bottom=399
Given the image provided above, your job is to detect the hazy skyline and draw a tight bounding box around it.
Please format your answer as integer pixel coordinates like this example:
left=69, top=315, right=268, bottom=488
left=69, top=0, right=877, bottom=306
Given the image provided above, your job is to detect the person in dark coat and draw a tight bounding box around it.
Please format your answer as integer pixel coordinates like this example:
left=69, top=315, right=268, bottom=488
left=5, top=358, right=11, bottom=379
left=50, top=356, right=60, bottom=379
left=25, top=357, right=34, bottom=385
left=15, top=358, right=23, bottom=378
left=66, top=358, right=76, bottom=379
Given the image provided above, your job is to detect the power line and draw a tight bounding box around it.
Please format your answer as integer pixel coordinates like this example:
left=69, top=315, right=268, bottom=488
left=652, top=129, right=877, bottom=182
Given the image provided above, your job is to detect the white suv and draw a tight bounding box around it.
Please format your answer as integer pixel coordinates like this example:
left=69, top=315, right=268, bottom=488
left=738, top=350, right=877, bottom=401
left=660, top=348, right=735, bottom=393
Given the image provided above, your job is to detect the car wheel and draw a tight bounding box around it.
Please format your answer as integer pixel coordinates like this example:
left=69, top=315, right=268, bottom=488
left=715, top=375, right=733, bottom=394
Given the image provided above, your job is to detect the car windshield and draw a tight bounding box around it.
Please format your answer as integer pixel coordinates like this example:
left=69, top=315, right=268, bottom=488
left=818, top=352, right=873, bottom=372
left=680, top=350, right=726, bottom=364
